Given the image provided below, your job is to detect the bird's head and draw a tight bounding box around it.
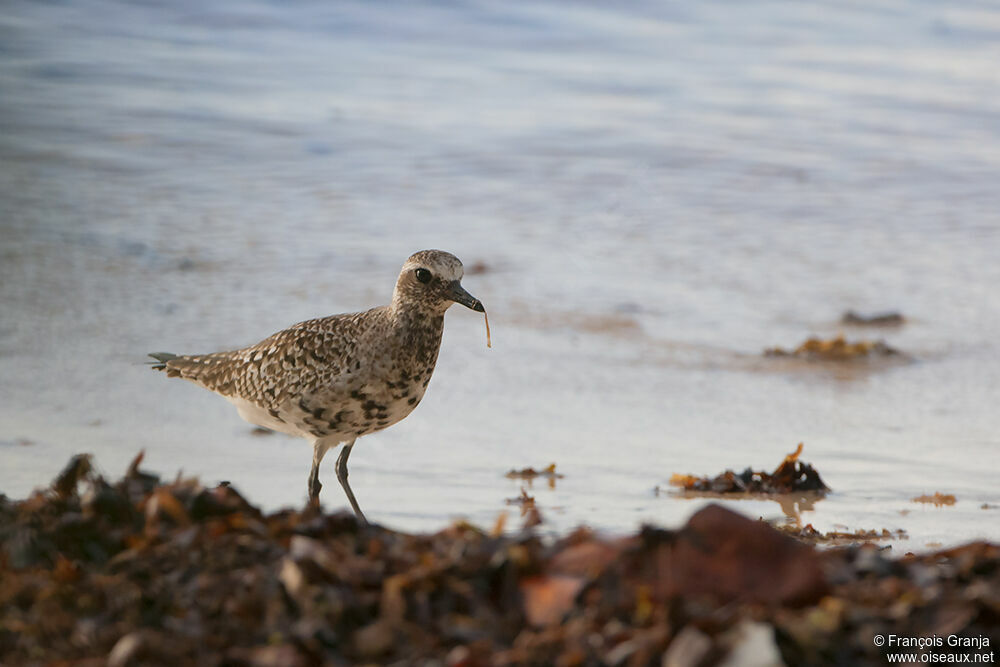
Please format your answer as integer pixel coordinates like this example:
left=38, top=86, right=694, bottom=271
left=393, top=249, right=485, bottom=314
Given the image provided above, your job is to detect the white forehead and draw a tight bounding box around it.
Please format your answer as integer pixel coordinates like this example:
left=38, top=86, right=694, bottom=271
left=401, top=249, right=464, bottom=281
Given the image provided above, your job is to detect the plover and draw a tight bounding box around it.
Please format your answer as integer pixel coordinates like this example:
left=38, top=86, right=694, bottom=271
left=150, top=249, right=486, bottom=523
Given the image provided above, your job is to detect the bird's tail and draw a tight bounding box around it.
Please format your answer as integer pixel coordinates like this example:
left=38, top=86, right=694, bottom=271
left=148, top=352, right=179, bottom=371
left=147, top=350, right=237, bottom=393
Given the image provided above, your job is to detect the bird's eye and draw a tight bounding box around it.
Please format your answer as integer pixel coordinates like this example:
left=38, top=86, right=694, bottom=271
left=415, top=268, right=432, bottom=284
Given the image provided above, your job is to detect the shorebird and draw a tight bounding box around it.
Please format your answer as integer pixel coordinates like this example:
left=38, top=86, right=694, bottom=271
left=149, top=249, right=486, bottom=523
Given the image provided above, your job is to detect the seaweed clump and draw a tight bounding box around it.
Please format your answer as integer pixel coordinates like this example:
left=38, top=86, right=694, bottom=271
left=779, top=524, right=908, bottom=546
left=1, top=453, right=998, bottom=666
left=505, top=463, right=564, bottom=481
left=765, top=335, right=900, bottom=361
left=670, top=443, right=830, bottom=495
left=912, top=492, right=957, bottom=506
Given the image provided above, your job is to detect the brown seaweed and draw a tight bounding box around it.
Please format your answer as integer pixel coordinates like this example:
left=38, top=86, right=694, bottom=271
left=765, top=335, right=901, bottom=361
left=670, top=443, right=830, bottom=495
left=505, top=463, right=564, bottom=490
left=912, top=492, right=957, bottom=506
left=1, top=454, right=997, bottom=666
left=779, top=523, right=909, bottom=546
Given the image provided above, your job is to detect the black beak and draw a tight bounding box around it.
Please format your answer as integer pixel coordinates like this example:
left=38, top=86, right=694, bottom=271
left=449, top=281, right=485, bottom=312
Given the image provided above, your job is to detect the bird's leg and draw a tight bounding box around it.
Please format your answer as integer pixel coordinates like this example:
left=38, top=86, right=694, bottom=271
left=335, top=439, right=367, bottom=525
left=308, top=440, right=331, bottom=506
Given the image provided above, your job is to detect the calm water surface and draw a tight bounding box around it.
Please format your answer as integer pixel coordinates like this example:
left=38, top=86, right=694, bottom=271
left=2, top=0, right=999, bottom=548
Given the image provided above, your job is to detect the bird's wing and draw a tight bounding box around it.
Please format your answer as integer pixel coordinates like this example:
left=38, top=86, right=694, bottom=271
left=153, top=309, right=380, bottom=411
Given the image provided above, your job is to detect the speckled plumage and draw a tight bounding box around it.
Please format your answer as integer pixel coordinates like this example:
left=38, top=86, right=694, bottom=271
left=151, top=250, right=485, bottom=522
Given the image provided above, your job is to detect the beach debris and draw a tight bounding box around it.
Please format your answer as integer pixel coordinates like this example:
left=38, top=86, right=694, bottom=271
left=490, top=511, right=508, bottom=537
left=505, top=463, right=563, bottom=482
left=779, top=524, right=908, bottom=546
left=841, top=310, right=905, bottom=326
left=1, top=454, right=997, bottom=665
left=912, top=492, right=957, bottom=506
left=765, top=335, right=900, bottom=361
left=505, top=488, right=536, bottom=510
left=505, top=489, right=543, bottom=528
left=632, top=504, right=830, bottom=606
left=670, top=443, right=829, bottom=495
left=520, top=574, right=586, bottom=627
left=52, top=453, right=94, bottom=499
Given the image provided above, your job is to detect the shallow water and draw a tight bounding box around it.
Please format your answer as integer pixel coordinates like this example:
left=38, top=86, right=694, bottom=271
left=2, top=0, right=999, bottom=549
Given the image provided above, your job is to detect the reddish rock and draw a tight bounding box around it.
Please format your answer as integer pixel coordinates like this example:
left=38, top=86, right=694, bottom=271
left=622, top=504, right=829, bottom=607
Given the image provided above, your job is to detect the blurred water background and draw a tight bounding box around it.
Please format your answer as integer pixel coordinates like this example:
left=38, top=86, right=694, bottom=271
left=2, top=0, right=999, bottom=548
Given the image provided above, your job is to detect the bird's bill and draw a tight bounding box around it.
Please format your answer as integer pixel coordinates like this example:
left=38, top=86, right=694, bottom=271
left=448, top=281, right=486, bottom=312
